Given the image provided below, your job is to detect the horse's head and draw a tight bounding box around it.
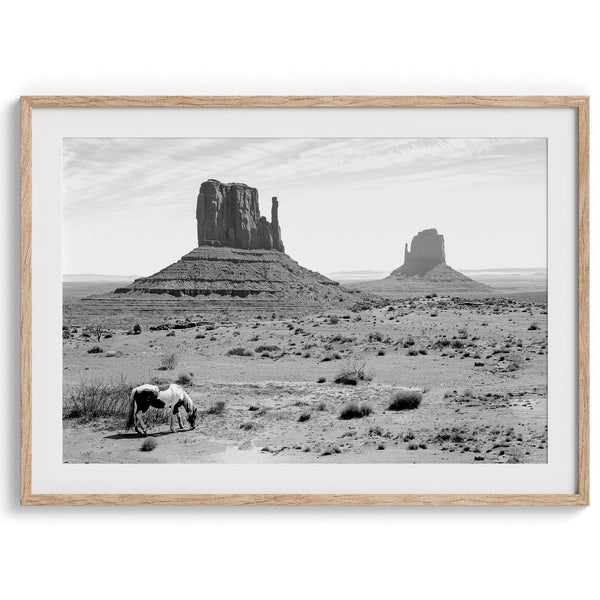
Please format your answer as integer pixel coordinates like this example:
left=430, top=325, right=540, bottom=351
left=188, top=407, right=198, bottom=429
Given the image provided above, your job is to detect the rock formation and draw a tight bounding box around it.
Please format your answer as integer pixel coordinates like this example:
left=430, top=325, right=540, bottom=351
left=348, top=227, right=493, bottom=299
left=196, top=180, right=284, bottom=252
left=391, top=228, right=446, bottom=277
left=106, top=179, right=366, bottom=310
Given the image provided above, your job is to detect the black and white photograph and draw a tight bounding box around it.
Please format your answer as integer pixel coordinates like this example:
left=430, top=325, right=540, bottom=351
left=62, top=137, right=548, bottom=464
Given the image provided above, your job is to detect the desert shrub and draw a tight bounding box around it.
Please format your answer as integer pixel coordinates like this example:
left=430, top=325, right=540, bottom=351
left=333, top=359, right=373, bottom=386
left=377, top=349, right=386, bottom=356
left=195, top=333, right=205, bottom=339
left=330, top=334, right=355, bottom=344
left=150, top=374, right=169, bottom=386
left=88, top=321, right=105, bottom=342
left=140, top=438, right=157, bottom=452
left=367, top=331, right=383, bottom=343
left=339, top=401, right=372, bottom=419
left=175, top=372, right=193, bottom=385
left=528, top=322, right=539, bottom=331
left=407, top=349, right=418, bottom=356
left=317, top=376, right=326, bottom=383
left=207, top=400, right=226, bottom=414
left=133, top=323, right=142, bottom=335
left=103, top=333, right=113, bottom=339
left=321, top=446, right=342, bottom=456
left=240, top=421, right=254, bottom=431
left=298, top=411, right=311, bottom=422
left=255, top=344, right=281, bottom=353
left=506, top=352, right=524, bottom=371
left=87, top=345, right=103, bottom=354
left=451, top=340, right=464, bottom=349
left=159, top=352, right=177, bottom=370
left=227, top=346, right=253, bottom=357
left=316, top=401, right=326, bottom=411
left=507, top=444, right=525, bottom=463
left=403, top=336, right=415, bottom=348
left=63, top=375, right=134, bottom=421
left=418, top=348, right=427, bottom=355
left=388, top=390, right=422, bottom=411
left=407, top=443, right=419, bottom=450
left=458, top=327, right=468, bottom=339
left=328, top=316, right=339, bottom=325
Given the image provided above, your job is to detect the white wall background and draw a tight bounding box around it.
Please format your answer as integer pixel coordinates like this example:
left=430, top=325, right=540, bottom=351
left=0, top=1, right=596, bottom=599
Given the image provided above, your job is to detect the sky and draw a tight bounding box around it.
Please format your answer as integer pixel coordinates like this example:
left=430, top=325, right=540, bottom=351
left=63, top=137, right=547, bottom=276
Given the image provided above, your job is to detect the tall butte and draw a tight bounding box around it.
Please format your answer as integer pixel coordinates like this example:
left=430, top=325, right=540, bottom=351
left=111, top=180, right=364, bottom=309
left=349, top=227, right=492, bottom=298
left=196, top=180, right=284, bottom=252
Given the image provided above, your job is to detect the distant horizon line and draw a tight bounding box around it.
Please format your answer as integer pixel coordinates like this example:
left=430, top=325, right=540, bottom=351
left=63, top=266, right=549, bottom=281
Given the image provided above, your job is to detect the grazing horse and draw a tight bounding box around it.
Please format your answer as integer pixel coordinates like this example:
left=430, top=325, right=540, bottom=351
left=126, top=383, right=197, bottom=435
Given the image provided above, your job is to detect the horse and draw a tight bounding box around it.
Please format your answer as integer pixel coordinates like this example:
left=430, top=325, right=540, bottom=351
left=126, top=383, right=198, bottom=435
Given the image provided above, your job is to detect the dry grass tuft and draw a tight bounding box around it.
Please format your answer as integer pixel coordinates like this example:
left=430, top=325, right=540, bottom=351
left=140, top=438, right=157, bottom=452
left=339, top=401, right=373, bottom=420
left=388, top=390, right=422, bottom=411
left=207, top=400, right=226, bottom=414
left=227, top=347, right=254, bottom=357
left=333, top=359, right=374, bottom=386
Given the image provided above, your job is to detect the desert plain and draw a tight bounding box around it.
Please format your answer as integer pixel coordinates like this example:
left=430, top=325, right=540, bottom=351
left=63, top=285, right=547, bottom=464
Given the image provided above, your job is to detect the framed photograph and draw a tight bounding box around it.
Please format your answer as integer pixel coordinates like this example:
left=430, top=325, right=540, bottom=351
left=21, top=96, right=589, bottom=506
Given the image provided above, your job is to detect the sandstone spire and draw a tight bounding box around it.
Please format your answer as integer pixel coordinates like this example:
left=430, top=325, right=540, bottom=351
left=392, top=228, right=446, bottom=277
left=196, top=179, right=284, bottom=251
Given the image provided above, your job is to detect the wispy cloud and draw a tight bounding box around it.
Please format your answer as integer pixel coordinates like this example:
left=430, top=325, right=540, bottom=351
left=62, top=137, right=547, bottom=274
left=63, top=137, right=546, bottom=222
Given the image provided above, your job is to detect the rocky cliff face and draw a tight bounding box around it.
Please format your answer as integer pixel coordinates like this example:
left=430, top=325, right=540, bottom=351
left=392, top=228, right=446, bottom=277
left=196, top=179, right=284, bottom=251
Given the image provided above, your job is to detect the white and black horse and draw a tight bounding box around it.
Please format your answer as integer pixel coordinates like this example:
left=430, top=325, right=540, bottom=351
left=126, top=383, right=198, bottom=435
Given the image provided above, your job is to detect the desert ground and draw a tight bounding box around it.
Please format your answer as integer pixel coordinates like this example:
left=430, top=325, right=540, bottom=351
left=63, top=287, right=548, bottom=464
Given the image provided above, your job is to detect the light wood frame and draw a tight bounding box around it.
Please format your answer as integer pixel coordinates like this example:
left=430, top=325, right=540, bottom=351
left=20, top=96, right=589, bottom=506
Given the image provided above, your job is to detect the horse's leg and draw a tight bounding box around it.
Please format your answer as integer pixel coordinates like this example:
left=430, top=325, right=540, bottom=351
left=172, top=400, right=184, bottom=431
left=136, top=411, right=147, bottom=435
left=134, top=409, right=141, bottom=434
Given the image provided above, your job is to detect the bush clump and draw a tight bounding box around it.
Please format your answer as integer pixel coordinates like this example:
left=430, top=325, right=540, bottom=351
left=63, top=375, right=138, bottom=422
left=388, top=389, right=423, bottom=411
left=339, top=401, right=372, bottom=420
left=175, top=372, right=193, bottom=385
left=255, top=344, right=281, bottom=353
left=298, top=411, right=311, bottom=422
left=333, top=359, right=373, bottom=386
left=87, top=345, right=103, bottom=354
left=207, top=400, right=226, bottom=414
left=227, top=347, right=254, bottom=357
left=159, top=352, right=177, bottom=370
left=140, top=438, right=157, bottom=452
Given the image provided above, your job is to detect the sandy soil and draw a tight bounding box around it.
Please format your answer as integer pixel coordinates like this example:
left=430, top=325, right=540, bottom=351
left=63, top=295, right=548, bottom=464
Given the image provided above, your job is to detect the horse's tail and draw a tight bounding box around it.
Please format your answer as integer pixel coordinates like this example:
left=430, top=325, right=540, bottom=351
left=125, top=389, right=136, bottom=430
